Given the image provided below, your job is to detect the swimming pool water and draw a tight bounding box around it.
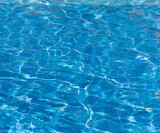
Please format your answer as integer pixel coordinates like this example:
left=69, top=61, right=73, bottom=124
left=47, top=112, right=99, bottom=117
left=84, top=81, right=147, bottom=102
left=0, top=0, right=160, bottom=133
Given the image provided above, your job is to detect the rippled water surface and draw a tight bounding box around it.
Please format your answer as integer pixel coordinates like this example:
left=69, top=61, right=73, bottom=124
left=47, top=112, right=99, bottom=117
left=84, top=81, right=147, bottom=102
left=0, top=0, right=160, bottom=133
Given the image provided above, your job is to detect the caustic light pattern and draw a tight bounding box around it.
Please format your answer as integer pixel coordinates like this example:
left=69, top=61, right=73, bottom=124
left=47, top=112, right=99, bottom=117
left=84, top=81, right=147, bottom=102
left=0, top=0, right=160, bottom=133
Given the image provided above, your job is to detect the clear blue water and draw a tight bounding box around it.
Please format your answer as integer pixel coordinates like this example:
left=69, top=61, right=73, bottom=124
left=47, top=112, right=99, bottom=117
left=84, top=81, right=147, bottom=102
left=0, top=0, right=160, bottom=133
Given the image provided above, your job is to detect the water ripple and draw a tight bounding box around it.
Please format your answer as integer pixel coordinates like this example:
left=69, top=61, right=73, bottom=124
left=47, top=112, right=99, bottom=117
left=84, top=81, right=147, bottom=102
left=0, top=1, right=160, bottom=133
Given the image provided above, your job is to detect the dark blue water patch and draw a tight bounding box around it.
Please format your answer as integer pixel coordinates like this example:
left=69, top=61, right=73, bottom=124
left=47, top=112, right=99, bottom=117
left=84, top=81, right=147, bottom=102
left=96, top=120, right=122, bottom=132
left=30, top=105, right=54, bottom=116
left=0, top=54, right=12, bottom=63
left=58, top=118, right=83, bottom=132
left=4, top=96, right=18, bottom=106
left=152, top=112, right=160, bottom=130
left=0, top=82, right=13, bottom=94
left=17, top=102, right=30, bottom=113
left=86, top=95, right=100, bottom=104
left=56, top=91, right=78, bottom=102
left=134, top=110, right=151, bottom=124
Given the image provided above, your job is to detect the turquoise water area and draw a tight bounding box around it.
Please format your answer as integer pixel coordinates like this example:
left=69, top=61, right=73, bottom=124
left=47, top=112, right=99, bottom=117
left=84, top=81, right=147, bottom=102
left=0, top=0, right=160, bottom=132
